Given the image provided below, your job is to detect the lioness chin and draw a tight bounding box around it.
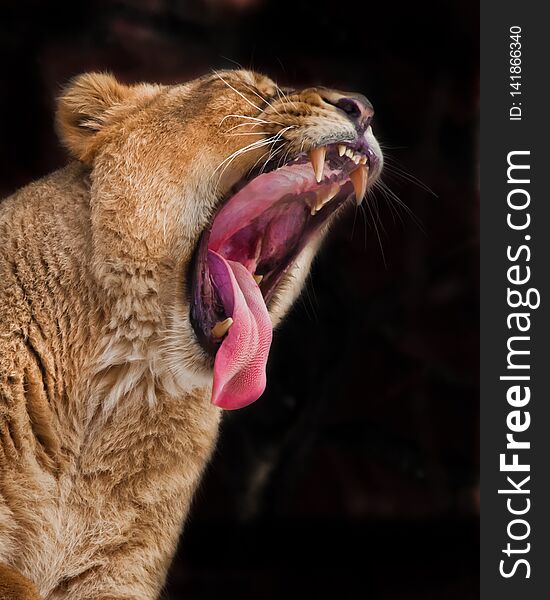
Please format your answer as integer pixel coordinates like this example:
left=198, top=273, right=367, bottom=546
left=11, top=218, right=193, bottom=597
left=0, top=69, right=382, bottom=599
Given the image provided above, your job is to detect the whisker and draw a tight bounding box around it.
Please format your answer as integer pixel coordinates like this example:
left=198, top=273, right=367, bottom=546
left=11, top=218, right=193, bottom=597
left=372, top=194, right=387, bottom=235
left=273, top=140, right=295, bottom=171
left=219, top=55, right=245, bottom=70
left=214, top=126, right=293, bottom=183
left=247, top=143, right=284, bottom=176
left=279, top=148, right=293, bottom=170
left=359, top=201, right=369, bottom=251
left=258, top=145, right=286, bottom=174
left=372, top=181, right=404, bottom=227
left=239, top=80, right=284, bottom=117
left=350, top=198, right=359, bottom=241
left=224, top=122, right=269, bottom=134
left=250, top=126, right=294, bottom=164
left=217, top=138, right=276, bottom=172
left=227, top=131, right=273, bottom=136
left=382, top=157, right=437, bottom=196
left=219, top=114, right=284, bottom=127
left=224, top=121, right=263, bottom=132
left=276, top=85, right=299, bottom=112
left=301, top=274, right=320, bottom=323
left=377, top=143, right=409, bottom=151
left=213, top=71, right=263, bottom=114
left=362, top=200, right=387, bottom=267
left=377, top=179, right=425, bottom=232
left=211, top=135, right=279, bottom=182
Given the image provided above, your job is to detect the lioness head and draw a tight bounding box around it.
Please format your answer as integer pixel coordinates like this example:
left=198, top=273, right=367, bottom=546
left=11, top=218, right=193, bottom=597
left=57, top=69, right=383, bottom=410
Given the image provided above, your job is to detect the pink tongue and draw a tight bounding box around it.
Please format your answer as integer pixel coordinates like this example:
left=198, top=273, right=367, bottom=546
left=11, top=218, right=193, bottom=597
left=207, top=250, right=273, bottom=410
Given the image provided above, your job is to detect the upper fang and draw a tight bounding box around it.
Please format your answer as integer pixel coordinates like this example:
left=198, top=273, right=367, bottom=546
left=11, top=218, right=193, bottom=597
left=350, top=166, right=369, bottom=205
left=309, top=146, right=327, bottom=183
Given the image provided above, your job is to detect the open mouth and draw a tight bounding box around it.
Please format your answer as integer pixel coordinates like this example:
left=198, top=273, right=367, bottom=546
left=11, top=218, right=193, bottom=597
left=190, top=140, right=379, bottom=410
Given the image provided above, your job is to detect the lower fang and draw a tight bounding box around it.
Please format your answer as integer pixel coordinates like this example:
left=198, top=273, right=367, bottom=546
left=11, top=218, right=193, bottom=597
left=253, top=274, right=263, bottom=285
left=310, top=184, right=340, bottom=215
left=211, top=317, right=233, bottom=338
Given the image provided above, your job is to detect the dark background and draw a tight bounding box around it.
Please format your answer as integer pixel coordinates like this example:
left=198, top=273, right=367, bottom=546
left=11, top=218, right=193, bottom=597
left=0, top=1, right=479, bottom=598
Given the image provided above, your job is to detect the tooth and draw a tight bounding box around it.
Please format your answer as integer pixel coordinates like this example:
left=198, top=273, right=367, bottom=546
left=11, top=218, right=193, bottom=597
left=359, top=155, right=367, bottom=164
left=309, top=146, right=326, bottom=183
left=310, top=184, right=340, bottom=215
left=352, top=154, right=361, bottom=164
left=350, top=166, right=369, bottom=205
left=253, top=274, right=263, bottom=285
left=338, top=145, right=346, bottom=157
left=211, top=317, right=233, bottom=338
left=345, top=148, right=353, bottom=158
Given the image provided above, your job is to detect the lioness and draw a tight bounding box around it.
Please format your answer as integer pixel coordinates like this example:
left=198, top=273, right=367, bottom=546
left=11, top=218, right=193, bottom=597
left=0, top=69, right=382, bottom=599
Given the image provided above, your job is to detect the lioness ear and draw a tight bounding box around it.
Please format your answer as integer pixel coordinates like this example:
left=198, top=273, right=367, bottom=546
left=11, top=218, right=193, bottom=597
left=56, top=72, right=132, bottom=162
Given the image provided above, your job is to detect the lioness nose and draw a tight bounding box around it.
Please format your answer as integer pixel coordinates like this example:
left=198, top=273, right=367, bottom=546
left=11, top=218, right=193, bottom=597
left=317, top=88, right=374, bottom=129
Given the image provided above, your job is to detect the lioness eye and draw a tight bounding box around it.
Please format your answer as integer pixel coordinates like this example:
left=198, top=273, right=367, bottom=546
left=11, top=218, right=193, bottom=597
left=279, top=86, right=296, bottom=95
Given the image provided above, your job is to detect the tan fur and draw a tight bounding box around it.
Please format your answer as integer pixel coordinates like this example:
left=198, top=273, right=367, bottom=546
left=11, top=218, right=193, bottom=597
left=0, top=564, right=40, bottom=600
left=0, top=69, right=381, bottom=599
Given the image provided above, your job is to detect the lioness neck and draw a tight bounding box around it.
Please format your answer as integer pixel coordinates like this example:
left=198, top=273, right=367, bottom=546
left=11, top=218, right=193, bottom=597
left=0, top=164, right=220, bottom=597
